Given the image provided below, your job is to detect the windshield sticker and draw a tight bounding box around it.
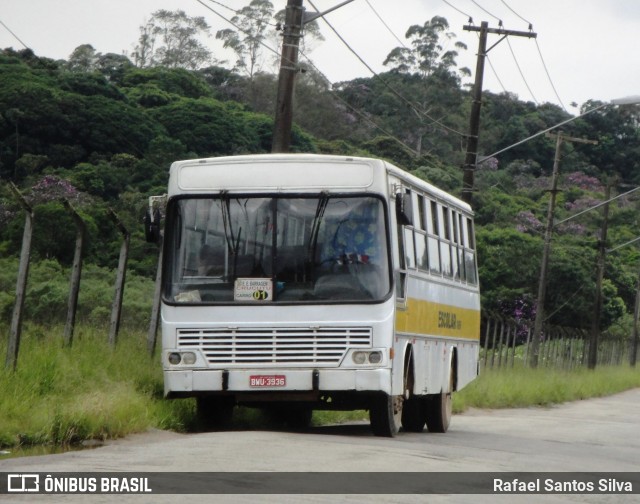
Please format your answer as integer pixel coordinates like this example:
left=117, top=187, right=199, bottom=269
left=234, top=278, right=273, bottom=302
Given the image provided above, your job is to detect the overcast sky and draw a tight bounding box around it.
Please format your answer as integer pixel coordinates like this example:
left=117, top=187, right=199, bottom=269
left=1, top=0, right=639, bottom=113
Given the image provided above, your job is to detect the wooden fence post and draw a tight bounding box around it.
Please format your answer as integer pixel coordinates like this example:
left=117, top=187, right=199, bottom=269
left=108, top=208, right=130, bottom=347
left=522, top=325, right=532, bottom=366
left=490, top=317, right=500, bottom=369
left=482, top=316, right=492, bottom=369
left=5, top=183, right=33, bottom=371
left=63, top=199, right=85, bottom=347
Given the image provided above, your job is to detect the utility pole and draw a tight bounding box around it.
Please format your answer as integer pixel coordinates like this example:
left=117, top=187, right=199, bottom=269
left=588, top=181, right=613, bottom=369
left=462, top=22, right=536, bottom=205
left=272, top=0, right=355, bottom=153
left=272, top=0, right=304, bottom=153
left=529, top=132, right=598, bottom=367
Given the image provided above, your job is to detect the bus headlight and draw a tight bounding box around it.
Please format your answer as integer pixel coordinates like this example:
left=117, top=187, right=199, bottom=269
left=368, top=351, right=382, bottom=364
left=352, top=351, right=367, bottom=364
left=167, top=351, right=198, bottom=366
left=351, top=350, right=384, bottom=365
left=182, top=352, right=197, bottom=365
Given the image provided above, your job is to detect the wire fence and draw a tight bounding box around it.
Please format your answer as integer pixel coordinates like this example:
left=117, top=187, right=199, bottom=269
left=480, top=314, right=632, bottom=370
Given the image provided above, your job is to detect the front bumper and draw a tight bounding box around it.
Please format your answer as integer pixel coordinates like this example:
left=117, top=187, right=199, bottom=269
left=164, top=367, right=391, bottom=397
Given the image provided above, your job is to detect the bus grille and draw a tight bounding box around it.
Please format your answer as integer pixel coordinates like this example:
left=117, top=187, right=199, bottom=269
left=176, top=327, right=372, bottom=366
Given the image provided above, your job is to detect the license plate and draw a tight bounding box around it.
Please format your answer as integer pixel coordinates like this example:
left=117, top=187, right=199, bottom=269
left=249, top=375, right=286, bottom=387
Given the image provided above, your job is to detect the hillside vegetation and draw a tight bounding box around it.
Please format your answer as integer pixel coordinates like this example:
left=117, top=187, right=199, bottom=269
left=1, top=37, right=639, bottom=334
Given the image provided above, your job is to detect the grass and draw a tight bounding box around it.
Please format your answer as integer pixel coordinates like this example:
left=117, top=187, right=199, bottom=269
left=1, top=324, right=639, bottom=450
left=0, top=324, right=193, bottom=448
left=453, top=364, right=640, bottom=413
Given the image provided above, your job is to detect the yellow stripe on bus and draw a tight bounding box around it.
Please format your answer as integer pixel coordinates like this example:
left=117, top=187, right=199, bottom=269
left=395, top=298, right=481, bottom=340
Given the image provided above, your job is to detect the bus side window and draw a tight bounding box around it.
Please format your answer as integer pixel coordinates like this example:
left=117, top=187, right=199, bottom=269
left=451, top=210, right=462, bottom=280
left=404, top=227, right=416, bottom=269
left=440, top=205, right=452, bottom=277
left=464, top=217, right=478, bottom=285
left=428, top=200, right=441, bottom=274
left=394, top=190, right=408, bottom=301
left=456, top=212, right=466, bottom=281
left=415, top=194, right=428, bottom=271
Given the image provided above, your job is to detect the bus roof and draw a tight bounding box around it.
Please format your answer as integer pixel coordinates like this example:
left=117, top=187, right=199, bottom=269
left=168, top=153, right=472, bottom=214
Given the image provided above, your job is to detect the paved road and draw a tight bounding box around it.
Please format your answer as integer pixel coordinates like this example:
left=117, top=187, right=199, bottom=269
left=2, top=389, right=639, bottom=503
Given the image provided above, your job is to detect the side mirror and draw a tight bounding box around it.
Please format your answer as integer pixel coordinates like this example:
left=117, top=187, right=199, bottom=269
left=144, top=208, right=161, bottom=244
left=395, top=192, right=413, bottom=226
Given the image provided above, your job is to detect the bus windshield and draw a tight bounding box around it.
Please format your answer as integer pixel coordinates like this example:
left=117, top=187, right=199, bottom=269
left=163, top=194, right=391, bottom=304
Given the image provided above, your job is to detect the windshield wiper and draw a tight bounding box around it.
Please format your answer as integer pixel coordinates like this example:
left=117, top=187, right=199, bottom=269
left=306, top=193, right=329, bottom=272
left=220, top=192, right=243, bottom=279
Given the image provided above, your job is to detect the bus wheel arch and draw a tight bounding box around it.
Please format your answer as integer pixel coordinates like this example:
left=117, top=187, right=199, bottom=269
left=425, top=350, right=456, bottom=433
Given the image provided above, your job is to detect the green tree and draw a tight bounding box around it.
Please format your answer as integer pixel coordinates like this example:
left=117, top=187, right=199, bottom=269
left=383, top=16, right=469, bottom=79
left=133, top=10, right=213, bottom=70
left=66, top=44, right=99, bottom=72
left=216, top=0, right=275, bottom=81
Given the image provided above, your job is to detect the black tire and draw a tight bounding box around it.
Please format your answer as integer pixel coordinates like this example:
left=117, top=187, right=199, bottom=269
left=402, top=396, right=426, bottom=432
left=400, top=361, right=426, bottom=432
left=369, top=392, right=403, bottom=437
left=196, top=396, right=234, bottom=431
left=425, top=368, right=453, bottom=433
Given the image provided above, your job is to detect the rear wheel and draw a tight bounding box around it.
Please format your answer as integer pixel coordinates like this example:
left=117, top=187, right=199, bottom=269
left=425, top=368, right=453, bottom=433
left=402, top=396, right=426, bottom=432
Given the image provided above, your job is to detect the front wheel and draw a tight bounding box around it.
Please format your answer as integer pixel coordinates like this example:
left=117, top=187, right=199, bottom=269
left=369, top=393, right=403, bottom=437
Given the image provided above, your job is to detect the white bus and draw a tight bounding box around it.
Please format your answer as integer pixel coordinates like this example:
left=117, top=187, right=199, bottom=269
left=147, top=154, right=480, bottom=437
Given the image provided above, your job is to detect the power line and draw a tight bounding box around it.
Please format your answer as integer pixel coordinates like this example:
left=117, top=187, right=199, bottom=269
left=205, top=0, right=279, bottom=27
left=470, top=0, right=502, bottom=25
left=441, top=0, right=474, bottom=23
left=364, top=0, right=408, bottom=49
left=499, top=0, right=567, bottom=111
left=307, top=0, right=467, bottom=139
left=196, top=0, right=420, bottom=156
left=205, top=0, right=237, bottom=15
left=0, top=18, right=29, bottom=50
left=196, top=0, right=282, bottom=60
left=499, top=0, right=532, bottom=28
left=299, top=50, right=420, bottom=156
left=505, top=37, right=538, bottom=104
left=485, top=55, right=508, bottom=93
left=534, top=39, right=568, bottom=112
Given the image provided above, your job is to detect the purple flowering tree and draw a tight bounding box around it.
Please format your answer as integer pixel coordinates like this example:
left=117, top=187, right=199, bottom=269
left=28, top=175, right=82, bottom=206
left=515, top=210, right=543, bottom=234
left=499, top=296, right=537, bottom=344
left=563, top=171, right=604, bottom=192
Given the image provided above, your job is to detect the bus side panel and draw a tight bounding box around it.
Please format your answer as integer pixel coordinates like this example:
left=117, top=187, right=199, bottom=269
left=456, top=340, right=480, bottom=390
left=395, top=277, right=480, bottom=396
